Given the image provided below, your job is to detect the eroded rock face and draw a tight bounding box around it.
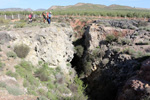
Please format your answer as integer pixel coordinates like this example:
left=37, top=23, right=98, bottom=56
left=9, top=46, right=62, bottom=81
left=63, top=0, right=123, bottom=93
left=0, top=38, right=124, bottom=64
left=73, top=19, right=150, bottom=100
left=5, top=23, right=74, bottom=74
left=84, top=23, right=135, bottom=51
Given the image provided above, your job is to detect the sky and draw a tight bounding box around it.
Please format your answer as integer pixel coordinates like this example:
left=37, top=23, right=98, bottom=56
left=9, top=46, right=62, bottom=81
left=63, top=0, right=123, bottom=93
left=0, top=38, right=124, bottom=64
left=0, top=0, right=150, bottom=10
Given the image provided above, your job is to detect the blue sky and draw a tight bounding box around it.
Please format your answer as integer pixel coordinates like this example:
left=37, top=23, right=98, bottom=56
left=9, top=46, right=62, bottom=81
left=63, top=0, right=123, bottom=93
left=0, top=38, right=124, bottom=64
left=0, top=0, right=150, bottom=10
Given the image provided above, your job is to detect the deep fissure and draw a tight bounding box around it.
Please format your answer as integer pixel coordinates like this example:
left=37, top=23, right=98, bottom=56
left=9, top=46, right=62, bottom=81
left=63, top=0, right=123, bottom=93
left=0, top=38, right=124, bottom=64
left=71, top=19, right=150, bottom=100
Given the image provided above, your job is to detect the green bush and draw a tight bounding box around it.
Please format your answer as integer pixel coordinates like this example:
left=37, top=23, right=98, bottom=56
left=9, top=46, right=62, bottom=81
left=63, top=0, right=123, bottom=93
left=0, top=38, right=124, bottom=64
left=14, top=44, right=30, bottom=58
left=0, top=47, right=2, bottom=52
left=27, top=88, right=37, bottom=95
left=0, top=18, right=9, bottom=24
left=35, top=63, right=51, bottom=81
left=7, top=51, right=17, bottom=59
left=47, top=92, right=57, bottom=100
left=0, top=60, right=4, bottom=69
left=75, top=45, right=84, bottom=57
left=106, top=34, right=117, bottom=43
left=6, top=86, right=23, bottom=96
left=38, top=88, right=47, bottom=96
left=47, top=83, right=55, bottom=89
left=7, top=45, right=11, bottom=48
left=118, top=38, right=131, bottom=45
left=15, top=60, right=39, bottom=87
left=137, top=21, right=148, bottom=27
left=14, top=22, right=26, bottom=28
left=37, top=96, right=49, bottom=100
left=6, top=71, right=18, bottom=79
left=74, top=76, right=87, bottom=99
left=92, top=48, right=105, bottom=58
left=0, top=82, right=6, bottom=88
left=84, top=61, right=92, bottom=75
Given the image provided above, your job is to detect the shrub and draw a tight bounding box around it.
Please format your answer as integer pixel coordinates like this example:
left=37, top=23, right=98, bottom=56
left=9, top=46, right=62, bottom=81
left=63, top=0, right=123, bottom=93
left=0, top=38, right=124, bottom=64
left=74, top=25, right=81, bottom=30
left=118, top=38, right=131, bottom=45
left=47, top=92, right=57, bottom=100
left=74, top=76, right=87, bottom=99
left=6, top=51, right=17, bottom=59
left=37, top=96, right=49, bottom=100
left=68, top=83, right=78, bottom=93
left=19, top=60, right=33, bottom=73
left=92, top=48, right=105, bottom=58
left=27, top=89, right=37, bottom=95
left=38, top=88, right=47, bottom=96
left=106, top=34, right=117, bottom=43
left=66, top=63, right=71, bottom=67
left=35, top=63, right=50, bottom=81
left=137, top=21, right=148, bottom=27
left=0, top=60, right=4, bottom=69
left=6, top=86, right=24, bottom=96
left=6, top=71, right=18, bottom=79
left=47, top=83, right=55, bottom=89
left=112, top=47, right=121, bottom=53
left=14, top=44, right=30, bottom=58
left=14, top=22, right=26, bottom=28
left=55, top=67, right=61, bottom=73
left=102, top=58, right=109, bottom=66
left=83, top=61, right=92, bottom=75
left=75, top=45, right=84, bottom=57
left=23, top=80, right=30, bottom=87
left=15, top=60, right=39, bottom=87
left=7, top=45, right=11, bottom=48
left=0, top=18, right=9, bottom=24
left=0, top=82, right=6, bottom=88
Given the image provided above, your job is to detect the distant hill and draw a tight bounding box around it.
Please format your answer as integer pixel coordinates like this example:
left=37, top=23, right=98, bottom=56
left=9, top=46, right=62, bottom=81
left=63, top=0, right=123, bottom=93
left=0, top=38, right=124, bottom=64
left=35, top=9, right=46, bottom=11
left=0, top=8, right=46, bottom=12
left=49, top=3, right=106, bottom=11
left=48, top=3, right=148, bottom=11
left=105, top=4, right=132, bottom=9
left=0, top=8, right=33, bottom=11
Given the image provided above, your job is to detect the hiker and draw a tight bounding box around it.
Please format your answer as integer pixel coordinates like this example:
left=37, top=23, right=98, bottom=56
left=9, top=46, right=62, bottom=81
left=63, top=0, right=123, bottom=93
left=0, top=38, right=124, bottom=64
left=28, top=12, right=33, bottom=23
left=42, top=12, right=46, bottom=23
left=47, top=11, right=52, bottom=24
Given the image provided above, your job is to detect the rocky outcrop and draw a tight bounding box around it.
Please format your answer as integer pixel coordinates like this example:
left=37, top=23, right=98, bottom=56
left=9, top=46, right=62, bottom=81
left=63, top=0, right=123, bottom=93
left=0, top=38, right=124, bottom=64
left=2, top=23, right=74, bottom=74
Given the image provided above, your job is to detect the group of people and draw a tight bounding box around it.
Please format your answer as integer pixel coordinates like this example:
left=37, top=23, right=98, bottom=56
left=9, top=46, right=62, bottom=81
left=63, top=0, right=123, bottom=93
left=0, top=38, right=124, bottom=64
left=42, top=11, right=52, bottom=24
left=28, top=11, right=52, bottom=24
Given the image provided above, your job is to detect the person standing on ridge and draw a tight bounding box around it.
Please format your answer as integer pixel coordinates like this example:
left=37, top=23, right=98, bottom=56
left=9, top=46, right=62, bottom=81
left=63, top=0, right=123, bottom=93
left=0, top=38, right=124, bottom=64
left=42, top=12, right=46, bottom=23
left=28, top=12, right=33, bottom=23
left=47, top=11, right=52, bottom=24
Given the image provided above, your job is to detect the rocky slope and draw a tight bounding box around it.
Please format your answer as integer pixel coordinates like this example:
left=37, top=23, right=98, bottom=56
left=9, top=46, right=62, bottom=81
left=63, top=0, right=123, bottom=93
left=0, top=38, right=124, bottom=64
left=72, top=19, right=150, bottom=100
left=0, top=22, right=74, bottom=74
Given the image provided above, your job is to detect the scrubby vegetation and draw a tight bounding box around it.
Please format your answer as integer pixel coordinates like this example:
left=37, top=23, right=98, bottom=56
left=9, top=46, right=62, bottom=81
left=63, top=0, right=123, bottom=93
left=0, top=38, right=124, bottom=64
left=6, top=60, right=87, bottom=99
left=74, top=45, right=84, bottom=57
left=0, top=18, right=10, bottom=24
left=0, top=60, right=4, bottom=69
left=7, top=51, right=17, bottom=59
left=106, top=34, right=118, bottom=43
left=14, top=22, right=26, bottom=28
left=0, top=81, right=24, bottom=96
left=14, top=44, right=30, bottom=58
